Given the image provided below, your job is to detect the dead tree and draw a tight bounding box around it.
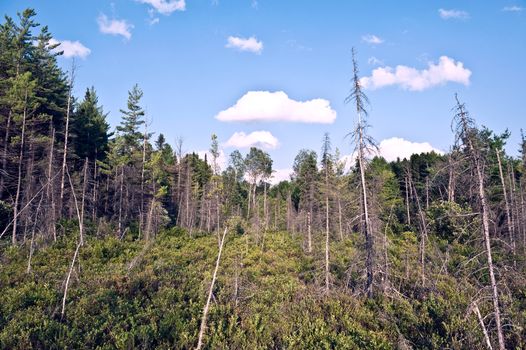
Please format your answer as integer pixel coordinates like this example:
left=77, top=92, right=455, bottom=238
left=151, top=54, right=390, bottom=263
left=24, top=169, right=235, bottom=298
left=196, top=226, right=228, bottom=350
left=59, top=63, right=75, bottom=213
left=453, top=95, right=505, bottom=350
left=346, top=48, right=377, bottom=298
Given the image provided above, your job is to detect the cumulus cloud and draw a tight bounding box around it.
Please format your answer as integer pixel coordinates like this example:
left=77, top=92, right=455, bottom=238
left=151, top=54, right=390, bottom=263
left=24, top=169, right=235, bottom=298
left=97, top=14, right=133, bottom=40
left=224, top=131, right=279, bottom=150
left=362, top=34, right=384, bottom=45
left=378, top=137, right=443, bottom=162
left=340, top=137, right=443, bottom=170
left=215, top=91, right=337, bottom=124
left=360, top=56, right=471, bottom=91
left=438, top=8, right=469, bottom=20
left=48, top=38, right=91, bottom=58
left=502, top=5, right=523, bottom=12
left=137, top=0, right=186, bottom=14
left=226, top=36, right=263, bottom=54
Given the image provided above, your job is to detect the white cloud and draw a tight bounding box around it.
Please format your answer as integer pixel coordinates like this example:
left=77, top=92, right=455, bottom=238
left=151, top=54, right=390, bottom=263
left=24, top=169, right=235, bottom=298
left=502, top=5, right=523, bottom=12
left=362, top=34, right=384, bottom=45
left=224, top=131, right=279, bottom=150
left=378, top=137, right=443, bottom=162
left=215, top=91, right=337, bottom=124
left=368, top=56, right=384, bottom=66
left=48, top=38, right=91, bottom=59
left=137, top=0, right=186, bottom=14
left=340, top=137, right=443, bottom=170
left=97, top=14, right=133, bottom=40
left=360, top=56, right=471, bottom=91
left=438, top=8, right=469, bottom=20
left=270, top=168, right=293, bottom=184
left=226, top=36, right=263, bottom=54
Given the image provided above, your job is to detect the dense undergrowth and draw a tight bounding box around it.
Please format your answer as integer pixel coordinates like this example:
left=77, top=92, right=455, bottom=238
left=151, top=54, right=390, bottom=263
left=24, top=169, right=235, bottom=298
left=2, top=224, right=524, bottom=349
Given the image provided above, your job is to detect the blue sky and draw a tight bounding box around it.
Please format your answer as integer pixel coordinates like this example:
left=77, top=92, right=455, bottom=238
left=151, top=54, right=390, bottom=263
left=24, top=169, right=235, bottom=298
left=2, top=0, right=525, bottom=181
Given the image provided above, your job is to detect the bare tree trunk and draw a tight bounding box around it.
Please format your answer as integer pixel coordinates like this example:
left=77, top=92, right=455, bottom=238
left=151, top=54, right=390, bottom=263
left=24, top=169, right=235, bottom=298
left=92, top=158, right=98, bottom=221
left=47, top=127, right=57, bottom=241
left=358, top=142, right=373, bottom=297
left=448, top=154, right=456, bottom=203
left=140, top=122, right=148, bottom=239
left=307, top=210, right=312, bottom=253
left=79, top=158, right=89, bottom=245
left=338, top=195, right=343, bottom=240
left=59, top=64, right=75, bottom=212
left=456, top=97, right=505, bottom=350
left=496, top=149, right=515, bottom=259
left=0, top=110, right=12, bottom=196
left=61, top=242, right=81, bottom=320
left=325, top=174, right=330, bottom=293
left=12, top=90, right=28, bottom=245
left=264, top=182, right=268, bottom=230
left=196, top=226, right=228, bottom=350
left=27, top=192, right=44, bottom=273
left=409, top=172, right=427, bottom=288
left=118, top=166, right=124, bottom=237
left=472, top=301, right=494, bottom=350
left=405, top=176, right=411, bottom=226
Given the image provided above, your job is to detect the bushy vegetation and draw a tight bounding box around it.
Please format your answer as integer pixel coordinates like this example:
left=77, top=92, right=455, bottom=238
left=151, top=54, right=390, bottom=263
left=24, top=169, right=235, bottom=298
left=1, top=224, right=524, bottom=349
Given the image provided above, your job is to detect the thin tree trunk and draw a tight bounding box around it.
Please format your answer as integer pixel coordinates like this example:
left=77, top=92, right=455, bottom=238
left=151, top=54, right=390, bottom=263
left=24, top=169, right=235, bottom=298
left=47, top=127, right=57, bottom=241
left=325, top=172, right=330, bottom=293
left=196, top=226, right=228, bottom=350
left=0, top=110, right=12, bottom=196
left=118, top=166, right=124, bottom=237
left=338, top=195, right=343, bottom=240
left=307, top=210, right=312, bottom=253
left=61, top=242, right=81, bottom=320
left=496, top=149, right=515, bottom=259
left=12, top=89, right=28, bottom=245
left=473, top=301, right=494, bottom=350
left=59, top=64, right=75, bottom=212
left=358, top=138, right=373, bottom=298
left=405, top=176, right=411, bottom=226
left=27, top=192, right=44, bottom=273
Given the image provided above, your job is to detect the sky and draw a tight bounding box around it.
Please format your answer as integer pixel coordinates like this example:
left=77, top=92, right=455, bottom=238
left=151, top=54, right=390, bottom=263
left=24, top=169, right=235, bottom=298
left=2, top=0, right=525, bottom=182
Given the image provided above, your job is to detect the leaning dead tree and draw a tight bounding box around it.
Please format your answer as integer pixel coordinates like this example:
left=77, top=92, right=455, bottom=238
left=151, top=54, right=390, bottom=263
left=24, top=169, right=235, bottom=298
left=345, top=48, right=377, bottom=298
left=453, top=94, right=505, bottom=350
left=196, top=226, right=229, bottom=350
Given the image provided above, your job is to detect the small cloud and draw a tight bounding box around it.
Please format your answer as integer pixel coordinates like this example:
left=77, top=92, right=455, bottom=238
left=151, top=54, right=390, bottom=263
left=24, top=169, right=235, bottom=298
left=362, top=34, right=384, bottom=45
left=360, top=56, right=472, bottom=91
left=225, top=131, right=279, bottom=150
left=147, top=9, right=160, bottom=25
left=215, top=91, right=337, bottom=124
left=251, top=0, right=259, bottom=9
left=97, top=14, right=133, bottom=40
left=48, top=38, right=91, bottom=59
left=226, top=36, right=263, bottom=54
left=367, top=56, right=384, bottom=66
left=137, top=0, right=186, bottom=15
left=502, top=5, right=523, bottom=12
left=438, top=8, right=470, bottom=20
